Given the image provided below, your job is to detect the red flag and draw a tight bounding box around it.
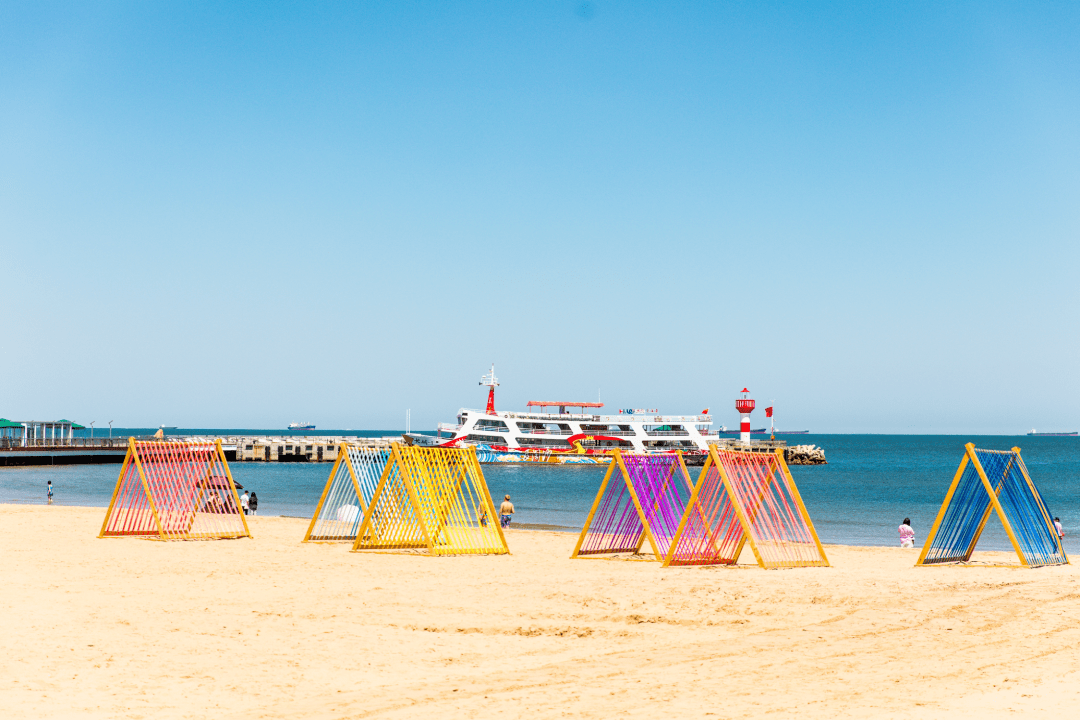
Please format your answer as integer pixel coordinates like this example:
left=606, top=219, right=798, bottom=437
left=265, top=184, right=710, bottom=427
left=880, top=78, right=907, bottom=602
left=701, top=408, right=709, bottom=414
left=765, top=406, right=773, bottom=418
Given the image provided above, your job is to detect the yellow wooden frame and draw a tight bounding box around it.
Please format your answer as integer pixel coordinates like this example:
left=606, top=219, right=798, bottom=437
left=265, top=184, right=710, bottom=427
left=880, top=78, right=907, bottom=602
left=571, top=449, right=691, bottom=561
left=350, top=444, right=509, bottom=556
left=664, top=445, right=829, bottom=569
left=661, top=451, right=741, bottom=567
left=303, top=442, right=370, bottom=542
left=916, top=443, right=1068, bottom=567
left=99, top=438, right=251, bottom=541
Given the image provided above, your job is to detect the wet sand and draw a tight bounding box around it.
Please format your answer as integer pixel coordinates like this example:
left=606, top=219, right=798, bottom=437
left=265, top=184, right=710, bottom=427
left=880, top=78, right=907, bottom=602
left=3, top=504, right=1080, bottom=718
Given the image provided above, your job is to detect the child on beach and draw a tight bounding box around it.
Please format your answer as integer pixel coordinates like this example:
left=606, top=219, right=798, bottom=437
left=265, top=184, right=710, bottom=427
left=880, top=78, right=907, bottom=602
left=899, top=518, right=915, bottom=548
left=1055, top=517, right=1064, bottom=539
left=499, top=495, right=515, bottom=528
left=47, top=480, right=53, bottom=504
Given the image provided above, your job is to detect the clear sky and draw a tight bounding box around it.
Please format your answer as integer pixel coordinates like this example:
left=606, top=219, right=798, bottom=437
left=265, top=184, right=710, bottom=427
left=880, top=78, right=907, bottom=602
left=2, top=1, right=1078, bottom=433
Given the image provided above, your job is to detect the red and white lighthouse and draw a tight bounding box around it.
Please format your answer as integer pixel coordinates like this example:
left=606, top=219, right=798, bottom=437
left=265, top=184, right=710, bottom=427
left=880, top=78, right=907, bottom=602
left=735, top=388, right=755, bottom=444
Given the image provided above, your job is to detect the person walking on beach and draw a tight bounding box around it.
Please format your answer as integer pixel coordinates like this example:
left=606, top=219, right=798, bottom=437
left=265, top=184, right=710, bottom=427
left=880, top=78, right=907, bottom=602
left=899, top=518, right=915, bottom=548
left=248, top=491, right=258, bottom=516
left=240, top=490, right=250, bottom=515
left=47, top=480, right=53, bottom=505
left=1054, top=517, right=1064, bottom=539
left=499, top=495, right=515, bottom=528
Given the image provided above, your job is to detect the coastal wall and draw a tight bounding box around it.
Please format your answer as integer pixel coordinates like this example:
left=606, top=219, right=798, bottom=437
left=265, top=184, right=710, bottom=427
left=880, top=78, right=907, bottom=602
left=785, top=444, right=828, bottom=465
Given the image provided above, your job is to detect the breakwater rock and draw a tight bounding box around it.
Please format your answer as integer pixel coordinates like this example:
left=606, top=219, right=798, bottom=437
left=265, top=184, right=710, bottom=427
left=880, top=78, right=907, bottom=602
left=785, top=444, right=827, bottom=465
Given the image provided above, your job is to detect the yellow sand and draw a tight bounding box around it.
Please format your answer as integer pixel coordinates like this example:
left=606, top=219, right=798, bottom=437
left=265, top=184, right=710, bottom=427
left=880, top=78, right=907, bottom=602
left=4, top=504, right=1080, bottom=719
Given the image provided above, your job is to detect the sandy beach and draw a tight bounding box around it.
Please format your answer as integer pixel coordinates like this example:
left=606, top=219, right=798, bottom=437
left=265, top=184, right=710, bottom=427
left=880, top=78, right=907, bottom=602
left=4, top=504, right=1080, bottom=719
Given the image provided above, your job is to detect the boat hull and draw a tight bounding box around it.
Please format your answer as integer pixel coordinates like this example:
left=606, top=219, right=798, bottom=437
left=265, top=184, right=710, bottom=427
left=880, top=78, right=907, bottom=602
left=472, top=444, right=705, bottom=464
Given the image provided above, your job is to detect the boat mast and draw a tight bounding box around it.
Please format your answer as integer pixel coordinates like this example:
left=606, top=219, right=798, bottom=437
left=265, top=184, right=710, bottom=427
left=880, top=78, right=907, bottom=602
left=480, top=364, right=499, bottom=415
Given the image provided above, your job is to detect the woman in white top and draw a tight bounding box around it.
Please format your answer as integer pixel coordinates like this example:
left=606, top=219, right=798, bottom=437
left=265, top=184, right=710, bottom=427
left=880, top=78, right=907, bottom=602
left=898, top=518, right=915, bottom=548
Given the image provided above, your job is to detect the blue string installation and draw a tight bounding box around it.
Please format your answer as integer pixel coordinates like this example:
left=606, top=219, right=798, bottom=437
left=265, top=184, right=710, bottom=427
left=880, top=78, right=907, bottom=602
left=918, top=445, right=1066, bottom=567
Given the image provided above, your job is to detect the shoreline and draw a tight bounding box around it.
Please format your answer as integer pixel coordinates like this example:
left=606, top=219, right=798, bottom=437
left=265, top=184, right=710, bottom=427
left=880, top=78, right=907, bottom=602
left=0, top=503, right=1025, bottom=549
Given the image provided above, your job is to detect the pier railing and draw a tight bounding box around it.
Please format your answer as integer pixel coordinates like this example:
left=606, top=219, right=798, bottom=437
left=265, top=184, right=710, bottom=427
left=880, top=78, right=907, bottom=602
left=0, top=437, right=157, bottom=450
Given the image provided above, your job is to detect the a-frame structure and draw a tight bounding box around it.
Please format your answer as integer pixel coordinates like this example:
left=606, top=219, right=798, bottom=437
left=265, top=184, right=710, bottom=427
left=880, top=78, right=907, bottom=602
left=571, top=450, right=695, bottom=560
left=665, top=446, right=829, bottom=568
left=917, top=444, right=1067, bottom=567
left=351, top=444, right=509, bottom=556
left=99, top=438, right=251, bottom=541
left=303, top=444, right=388, bottom=542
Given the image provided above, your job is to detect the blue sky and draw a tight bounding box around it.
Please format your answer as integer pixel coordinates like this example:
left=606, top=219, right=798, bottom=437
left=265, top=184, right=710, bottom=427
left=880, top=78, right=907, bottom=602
left=2, top=1, right=1078, bottom=433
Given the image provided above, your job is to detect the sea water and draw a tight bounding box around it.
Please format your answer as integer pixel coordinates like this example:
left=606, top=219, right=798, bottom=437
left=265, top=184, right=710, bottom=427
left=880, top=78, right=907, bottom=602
left=3, top=435, right=1077, bottom=551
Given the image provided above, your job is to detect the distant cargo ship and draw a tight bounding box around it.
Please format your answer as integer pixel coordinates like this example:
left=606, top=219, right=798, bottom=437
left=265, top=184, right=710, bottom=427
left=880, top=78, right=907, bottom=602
left=1027, top=429, right=1077, bottom=436
left=288, top=422, right=315, bottom=430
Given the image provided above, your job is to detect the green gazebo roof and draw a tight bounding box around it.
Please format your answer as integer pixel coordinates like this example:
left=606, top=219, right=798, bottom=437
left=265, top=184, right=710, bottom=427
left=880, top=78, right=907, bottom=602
left=0, top=418, right=23, bottom=428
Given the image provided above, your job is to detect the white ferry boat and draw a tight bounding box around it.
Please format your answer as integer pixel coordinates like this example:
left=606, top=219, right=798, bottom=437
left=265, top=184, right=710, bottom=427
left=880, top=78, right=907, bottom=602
left=435, top=366, right=721, bottom=463
left=288, top=422, right=315, bottom=430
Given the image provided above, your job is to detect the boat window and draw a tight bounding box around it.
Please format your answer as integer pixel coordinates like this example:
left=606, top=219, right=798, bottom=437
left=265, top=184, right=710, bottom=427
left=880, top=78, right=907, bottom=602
left=516, top=437, right=573, bottom=447
left=465, top=434, right=505, bottom=444
left=515, top=421, right=545, bottom=431
left=475, top=419, right=508, bottom=430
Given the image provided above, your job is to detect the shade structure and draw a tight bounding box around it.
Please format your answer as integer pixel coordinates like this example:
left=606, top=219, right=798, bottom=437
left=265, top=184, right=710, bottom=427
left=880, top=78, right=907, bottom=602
left=351, top=444, right=509, bottom=556
left=665, top=446, right=829, bottom=568
left=917, top=444, right=1067, bottom=568
left=304, top=444, right=388, bottom=541
left=571, top=451, right=695, bottom=560
left=99, top=439, right=251, bottom=541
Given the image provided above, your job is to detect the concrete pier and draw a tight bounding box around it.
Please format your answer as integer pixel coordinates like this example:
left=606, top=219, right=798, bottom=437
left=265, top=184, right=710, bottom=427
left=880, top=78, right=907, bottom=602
left=0, top=435, right=397, bottom=466
left=231, top=436, right=393, bottom=462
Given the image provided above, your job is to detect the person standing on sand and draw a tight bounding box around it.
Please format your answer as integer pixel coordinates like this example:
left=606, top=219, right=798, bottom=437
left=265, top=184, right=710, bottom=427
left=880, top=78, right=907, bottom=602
left=249, top=491, right=258, bottom=516
left=240, top=490, right=250, bottom=515
left=47, top=480, right=53, bottom=505
left=499, top=494, right=515, bottom=528
left=1054, top=517, right=1064, bottom=539
left=899, top=518, right=915, bottom=548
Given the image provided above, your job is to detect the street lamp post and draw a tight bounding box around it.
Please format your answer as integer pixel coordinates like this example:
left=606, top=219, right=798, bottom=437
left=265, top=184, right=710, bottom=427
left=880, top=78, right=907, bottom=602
left=89, top=421, right=95, bottom=441
left=109, top=421, right=113, bottom=440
